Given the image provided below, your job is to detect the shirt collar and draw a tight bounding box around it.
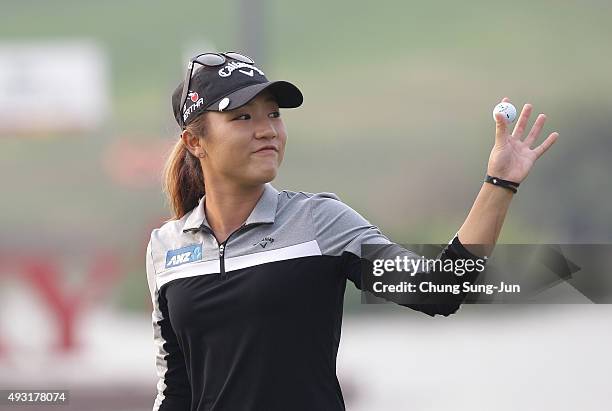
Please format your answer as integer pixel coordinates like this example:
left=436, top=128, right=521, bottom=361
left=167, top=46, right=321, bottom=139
left=182, top=183, right=279, bottom=233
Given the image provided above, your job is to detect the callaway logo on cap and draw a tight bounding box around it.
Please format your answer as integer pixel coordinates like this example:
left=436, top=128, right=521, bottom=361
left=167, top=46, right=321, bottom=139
left=172, top=51, right=304, bottom=129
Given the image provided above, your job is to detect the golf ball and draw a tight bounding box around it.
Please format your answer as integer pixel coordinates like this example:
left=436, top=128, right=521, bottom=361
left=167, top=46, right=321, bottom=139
left=492, top=102, right=517, bottom=123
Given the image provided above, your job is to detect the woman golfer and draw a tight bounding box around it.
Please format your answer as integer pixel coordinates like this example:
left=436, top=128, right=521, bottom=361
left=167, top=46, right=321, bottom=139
left=145, top=51, right=558, bottom=411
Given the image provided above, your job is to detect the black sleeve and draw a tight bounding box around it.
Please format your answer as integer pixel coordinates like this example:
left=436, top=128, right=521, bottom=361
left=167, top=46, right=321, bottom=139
left=341, top=234, right=484, bottom=317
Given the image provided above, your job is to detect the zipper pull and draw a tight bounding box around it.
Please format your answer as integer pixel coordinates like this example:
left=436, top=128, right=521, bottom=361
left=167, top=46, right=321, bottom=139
left=219, top=244, right=225, bottom=258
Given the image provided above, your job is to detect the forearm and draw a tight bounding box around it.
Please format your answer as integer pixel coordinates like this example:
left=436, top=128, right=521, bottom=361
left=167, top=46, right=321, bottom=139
left=456, top=182, right=514, bottom=257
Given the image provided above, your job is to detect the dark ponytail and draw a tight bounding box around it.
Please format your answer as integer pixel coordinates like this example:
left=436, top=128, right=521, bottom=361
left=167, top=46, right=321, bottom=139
left=162, top=114, right=208, bottom=220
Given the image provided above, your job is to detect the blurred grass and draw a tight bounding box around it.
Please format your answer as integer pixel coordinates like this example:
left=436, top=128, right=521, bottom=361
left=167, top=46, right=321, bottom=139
left=1, top=0, right=611, bottom=311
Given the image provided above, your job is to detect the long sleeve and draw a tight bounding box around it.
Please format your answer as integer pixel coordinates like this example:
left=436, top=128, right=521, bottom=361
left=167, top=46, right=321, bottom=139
left=310, top=193, right=484, bottom=317
left=146, top=238, right=192, bottom=411
left=343, top=233, right=482, bottom=316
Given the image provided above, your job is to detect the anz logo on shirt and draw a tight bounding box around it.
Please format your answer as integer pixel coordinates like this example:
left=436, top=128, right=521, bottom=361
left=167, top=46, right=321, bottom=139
left=165, top=243, right=203, bottom=269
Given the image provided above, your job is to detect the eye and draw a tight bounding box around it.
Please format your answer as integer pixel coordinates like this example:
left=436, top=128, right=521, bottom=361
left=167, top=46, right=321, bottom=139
left=233, top=111, right=280, bottom=120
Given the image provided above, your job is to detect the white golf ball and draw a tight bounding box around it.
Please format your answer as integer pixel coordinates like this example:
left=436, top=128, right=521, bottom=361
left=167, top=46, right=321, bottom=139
left=492, top=102, right=517, bottom=123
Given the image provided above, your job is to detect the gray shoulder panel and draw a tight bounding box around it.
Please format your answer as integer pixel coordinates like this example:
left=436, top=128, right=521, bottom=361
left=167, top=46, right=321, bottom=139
left=298, top=191, right=392, bottom=258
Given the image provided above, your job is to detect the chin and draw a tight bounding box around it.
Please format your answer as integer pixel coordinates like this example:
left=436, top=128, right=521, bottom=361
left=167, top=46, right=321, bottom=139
left=247, top=166, right=278, bottom=185
left=259, top=168, right=278, bottom=183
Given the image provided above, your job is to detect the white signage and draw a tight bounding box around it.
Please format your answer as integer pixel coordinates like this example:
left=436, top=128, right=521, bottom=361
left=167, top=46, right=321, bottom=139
left=0, top=41, right=109, bottom=136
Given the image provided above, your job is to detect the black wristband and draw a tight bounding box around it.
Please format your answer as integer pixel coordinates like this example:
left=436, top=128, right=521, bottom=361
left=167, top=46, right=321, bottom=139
left=484, top=174, right=520, bottom=194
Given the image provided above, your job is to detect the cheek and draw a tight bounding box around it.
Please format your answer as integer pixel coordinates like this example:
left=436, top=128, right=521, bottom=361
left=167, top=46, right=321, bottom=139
left=206, top=136, right=242, bottom=170
left=278, top=127, right=288, bottom=161
left=277, top=123, right=288, bottom=148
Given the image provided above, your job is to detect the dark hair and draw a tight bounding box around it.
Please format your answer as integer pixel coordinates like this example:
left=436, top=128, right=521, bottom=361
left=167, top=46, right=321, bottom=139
left=162, top=113, right=208, bottom=220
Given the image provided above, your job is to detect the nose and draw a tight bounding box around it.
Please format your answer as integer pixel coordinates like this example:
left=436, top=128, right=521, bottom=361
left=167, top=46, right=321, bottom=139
left=253, top=115, right=277, bottom=140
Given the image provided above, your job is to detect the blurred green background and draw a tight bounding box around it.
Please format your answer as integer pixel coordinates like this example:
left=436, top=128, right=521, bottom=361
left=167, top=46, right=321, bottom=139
left=1, top=0, right=610, bottom=312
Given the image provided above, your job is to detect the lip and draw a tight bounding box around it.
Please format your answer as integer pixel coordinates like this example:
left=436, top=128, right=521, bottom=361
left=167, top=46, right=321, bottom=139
left=253, top=145, right=279, bottom=153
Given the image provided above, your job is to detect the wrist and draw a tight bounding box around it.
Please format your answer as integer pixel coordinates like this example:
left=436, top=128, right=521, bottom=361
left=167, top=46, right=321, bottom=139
left=486, top=168, right=515, bottom=181
left=483, top=174, right=519, bottom=194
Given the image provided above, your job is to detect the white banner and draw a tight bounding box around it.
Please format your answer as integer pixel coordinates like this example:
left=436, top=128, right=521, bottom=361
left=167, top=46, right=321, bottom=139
left=0, top=40, right=109, bottom=136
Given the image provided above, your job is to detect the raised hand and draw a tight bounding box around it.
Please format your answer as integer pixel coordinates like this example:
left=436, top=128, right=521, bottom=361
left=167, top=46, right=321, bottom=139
left=486, top=97, right=559, bottom=183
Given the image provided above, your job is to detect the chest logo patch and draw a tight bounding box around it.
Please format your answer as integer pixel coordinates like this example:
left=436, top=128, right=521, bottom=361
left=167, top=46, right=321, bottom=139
left=254, top=236, right=275, bottom=248
left=165, top=243, right=203, bottom=269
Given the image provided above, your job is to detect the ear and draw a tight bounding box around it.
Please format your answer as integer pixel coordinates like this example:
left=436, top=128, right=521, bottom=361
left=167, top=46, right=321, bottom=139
left=181, top=129, right=206, bottom=158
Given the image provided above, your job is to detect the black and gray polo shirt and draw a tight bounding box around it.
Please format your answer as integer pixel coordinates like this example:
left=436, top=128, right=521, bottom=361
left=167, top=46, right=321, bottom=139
left=146, top=183, right=481, bottom=411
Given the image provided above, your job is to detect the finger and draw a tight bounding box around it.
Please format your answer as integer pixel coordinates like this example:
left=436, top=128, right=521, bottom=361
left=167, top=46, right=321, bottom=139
left=494, top=112, right=508, bottom=143
left=533, top=132, right=559, bottom=159
left=501, top=97, right=511, bottom=103
left=512, top=103, right=533, bottom=140
left=523, top=113, right=547, bottom=147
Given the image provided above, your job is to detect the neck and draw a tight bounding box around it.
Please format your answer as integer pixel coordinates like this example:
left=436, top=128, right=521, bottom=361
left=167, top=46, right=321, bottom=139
left=203, top=179, right=265, bottom=244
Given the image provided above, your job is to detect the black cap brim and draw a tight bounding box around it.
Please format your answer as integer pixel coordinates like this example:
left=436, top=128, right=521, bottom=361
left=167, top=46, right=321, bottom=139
left=207, top=80, right=303, bottom=112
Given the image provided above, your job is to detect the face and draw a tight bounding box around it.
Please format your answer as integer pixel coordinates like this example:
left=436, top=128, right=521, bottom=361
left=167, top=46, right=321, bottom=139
left=183, top=89, right=287, bottom=189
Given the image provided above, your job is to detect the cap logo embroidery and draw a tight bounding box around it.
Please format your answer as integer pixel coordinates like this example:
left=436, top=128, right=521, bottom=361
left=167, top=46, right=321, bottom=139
left=218, top=97, right=230, bottom=111
left=183, top=96, right=205, bottom=122
left=218, top=61, right=265, bottom=78
left=188, top=92, right=199, bottom=102
left=238, top=69, right=254, bottom=77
